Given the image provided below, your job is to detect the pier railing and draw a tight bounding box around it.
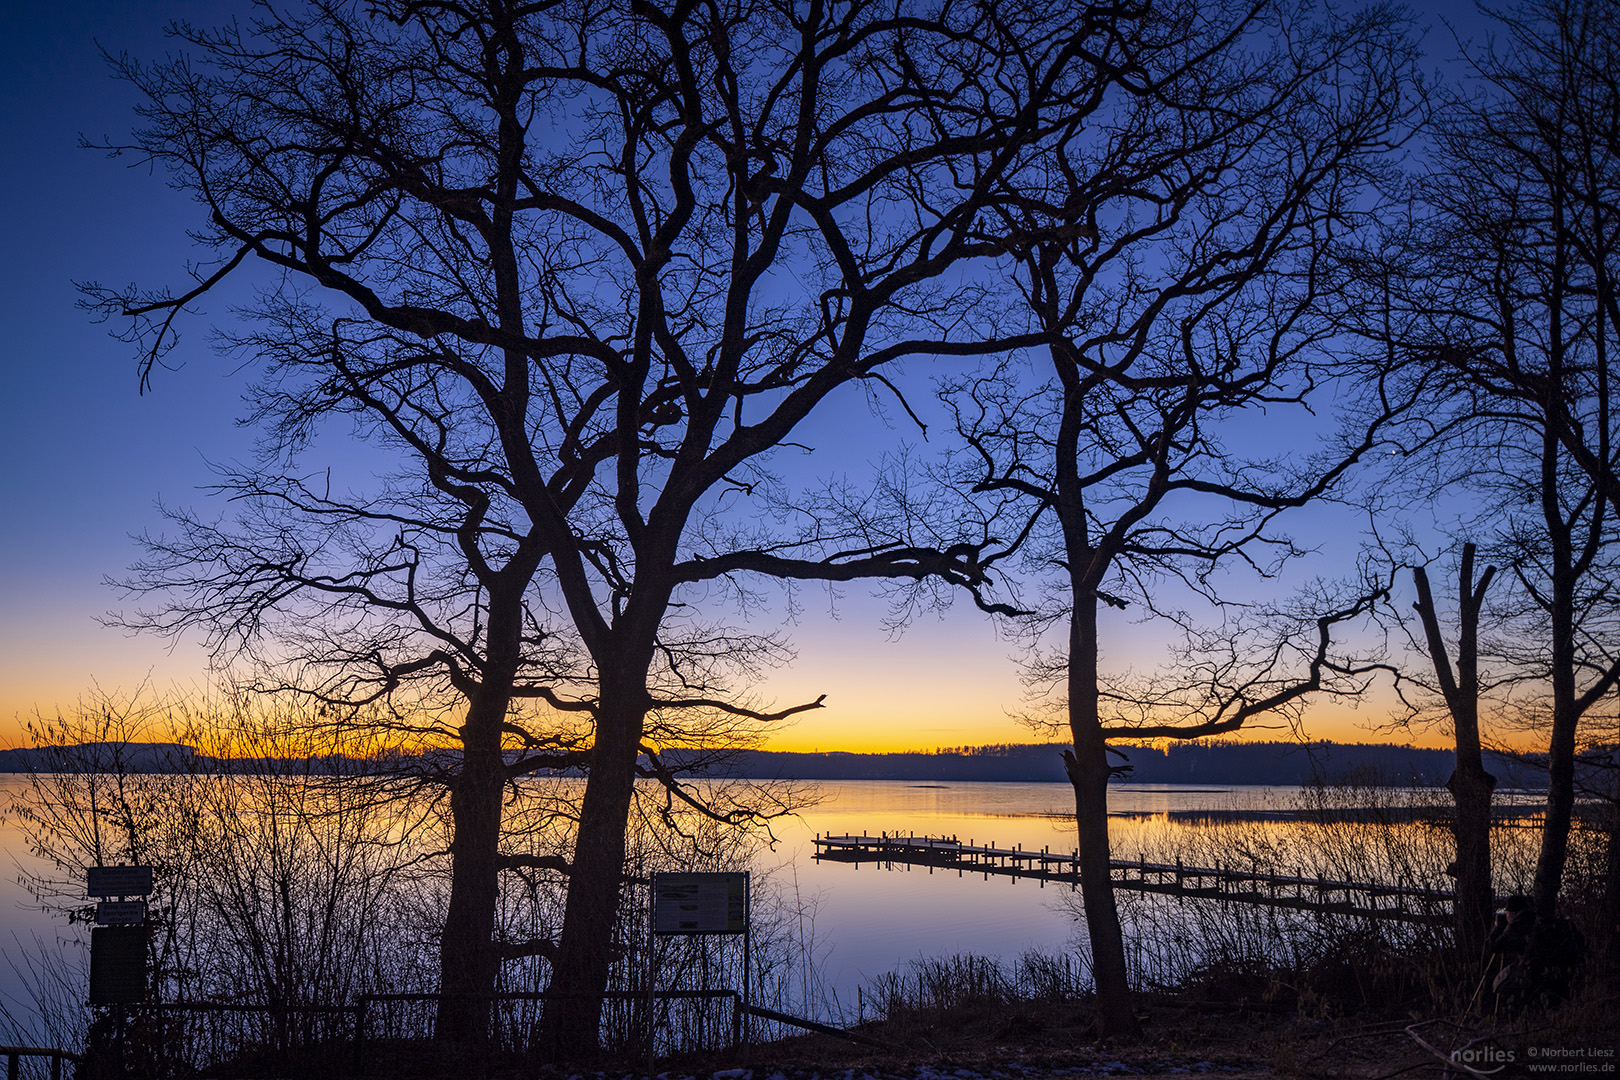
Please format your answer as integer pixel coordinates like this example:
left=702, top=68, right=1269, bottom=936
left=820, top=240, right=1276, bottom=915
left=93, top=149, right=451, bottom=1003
left=813, top=832, right=1453, bottom=926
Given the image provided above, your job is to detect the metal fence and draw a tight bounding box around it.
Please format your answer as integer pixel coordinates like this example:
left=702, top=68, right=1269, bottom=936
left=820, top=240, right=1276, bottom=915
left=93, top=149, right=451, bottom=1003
left=0, top=1046, right=79, bottom=1080
left=100, top=989, right=742, bottom=1076
left=355, top=990, right=741, bottom=1064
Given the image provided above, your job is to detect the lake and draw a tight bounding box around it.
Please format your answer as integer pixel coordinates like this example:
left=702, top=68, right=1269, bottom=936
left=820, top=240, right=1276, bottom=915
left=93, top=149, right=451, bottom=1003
left=1, top=775, right=1521, bottom=1042
left=754, top=780, right=1312, bottom=1011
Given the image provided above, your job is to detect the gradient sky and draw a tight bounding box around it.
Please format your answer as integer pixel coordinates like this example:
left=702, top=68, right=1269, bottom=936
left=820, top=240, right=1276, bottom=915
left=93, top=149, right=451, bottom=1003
left=0, top=2, right=1484, bottom=754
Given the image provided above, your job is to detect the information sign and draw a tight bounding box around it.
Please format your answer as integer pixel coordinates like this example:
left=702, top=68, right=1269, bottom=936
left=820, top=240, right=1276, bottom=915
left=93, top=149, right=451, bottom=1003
left=89, top=925, right=148, bottom=1004
left=95, top=901, right=147, bottom=926
left=652, top=872, right=748, bottom=935
left=87, top=865, right=154, bottom=898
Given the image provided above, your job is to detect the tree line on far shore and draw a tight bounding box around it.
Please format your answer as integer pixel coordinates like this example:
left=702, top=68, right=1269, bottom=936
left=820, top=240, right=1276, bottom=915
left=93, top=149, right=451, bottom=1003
left=1, top=738, right=1591, bottom=791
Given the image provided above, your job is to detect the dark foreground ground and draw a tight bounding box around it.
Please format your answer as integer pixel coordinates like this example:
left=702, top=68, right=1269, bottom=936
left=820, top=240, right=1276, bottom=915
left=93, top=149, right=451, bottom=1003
left=332, top=981, right=1617, bottom=1080
left=714, top=992, right=1614, bottom=1080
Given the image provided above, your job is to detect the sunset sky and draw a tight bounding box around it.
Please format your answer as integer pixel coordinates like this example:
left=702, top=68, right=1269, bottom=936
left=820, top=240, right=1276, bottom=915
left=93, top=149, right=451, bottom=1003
left=0, top=2, right=1479, bottom=755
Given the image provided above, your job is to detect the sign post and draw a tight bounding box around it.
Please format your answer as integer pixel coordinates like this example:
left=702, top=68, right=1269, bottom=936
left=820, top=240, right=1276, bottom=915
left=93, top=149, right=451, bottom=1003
left=95, top=901, right=147, bottom=926
left=87, top=865, right=155, bottom=1078
left=651, top=872, right=748, bottom=935
left=648, top=872, right=751, bottom=1058
left=87, top=866, right=154, bottom=900
left=89, top=926, right=148, bottom=1005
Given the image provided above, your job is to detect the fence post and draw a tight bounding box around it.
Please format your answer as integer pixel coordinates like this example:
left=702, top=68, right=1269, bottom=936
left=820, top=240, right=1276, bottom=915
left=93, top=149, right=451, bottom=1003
left=352, top=996, right=370, bottom=1077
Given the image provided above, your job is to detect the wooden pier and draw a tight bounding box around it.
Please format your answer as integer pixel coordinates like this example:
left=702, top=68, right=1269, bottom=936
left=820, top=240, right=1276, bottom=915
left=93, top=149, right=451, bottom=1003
left=813, top=833, right=1453, bottom=926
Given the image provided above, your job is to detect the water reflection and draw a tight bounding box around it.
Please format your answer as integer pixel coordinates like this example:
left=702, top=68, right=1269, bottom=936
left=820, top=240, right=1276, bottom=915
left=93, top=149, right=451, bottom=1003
left=754, top=781, right=1309, bottom=1011
left=750, top=780, right=1548, bottom=1012
left=0, top=775, right=1552, bottom=1035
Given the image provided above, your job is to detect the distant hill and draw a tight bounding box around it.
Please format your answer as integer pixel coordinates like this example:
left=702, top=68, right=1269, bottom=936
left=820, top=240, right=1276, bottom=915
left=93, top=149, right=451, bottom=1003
left=0, top=743, right=375, bottom=776
left=689, top=741, right=1552, bottom=789
left=0, top=742, right=198, bottom=773
left=0, top=738, right=1563, bottom=789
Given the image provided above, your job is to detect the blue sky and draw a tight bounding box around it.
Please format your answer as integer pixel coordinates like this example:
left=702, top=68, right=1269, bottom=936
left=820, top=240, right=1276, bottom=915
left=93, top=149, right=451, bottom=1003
left=0, top=1, right=1489, bottom=751
left=0, top=2, right=254, bottom=733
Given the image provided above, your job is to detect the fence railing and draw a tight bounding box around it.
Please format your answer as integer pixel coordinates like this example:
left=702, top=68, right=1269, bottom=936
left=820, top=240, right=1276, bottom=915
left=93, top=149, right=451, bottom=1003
left=354, top=990, right=742, bottom=1067
left=0, top=1046, right=79, bottom=1080
left=108, top=989, right=743, bottom=1075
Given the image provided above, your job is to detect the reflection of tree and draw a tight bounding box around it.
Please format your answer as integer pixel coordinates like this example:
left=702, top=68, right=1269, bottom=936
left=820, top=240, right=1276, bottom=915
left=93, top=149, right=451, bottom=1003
left=941, top=3, right=1418, bottom=1035
left=87, top=0, right=1139, bottom=1048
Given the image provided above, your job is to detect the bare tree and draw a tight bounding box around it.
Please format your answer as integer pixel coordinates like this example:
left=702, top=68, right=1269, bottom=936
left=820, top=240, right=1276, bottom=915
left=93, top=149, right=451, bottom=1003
left=87, top=0, right=1159, bottom=1049
left=1355, top=0, right=1620, bottom=921
left=1409, top=544, right=1498, bottom=958
left=939, top=0, right=1418, bottom=1035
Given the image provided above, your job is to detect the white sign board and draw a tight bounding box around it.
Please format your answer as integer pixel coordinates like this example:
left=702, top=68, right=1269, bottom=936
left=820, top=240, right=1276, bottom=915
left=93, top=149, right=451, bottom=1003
left=652, top=872, right=747, bottom=935
left=96, top=900, right=147, bottom=925
left=87, top=865, right=154, bottom=898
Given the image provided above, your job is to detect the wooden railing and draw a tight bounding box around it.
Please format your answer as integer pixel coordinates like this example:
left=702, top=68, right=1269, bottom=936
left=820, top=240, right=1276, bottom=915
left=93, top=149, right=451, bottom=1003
left=814, top=832, right=1454, bottom=925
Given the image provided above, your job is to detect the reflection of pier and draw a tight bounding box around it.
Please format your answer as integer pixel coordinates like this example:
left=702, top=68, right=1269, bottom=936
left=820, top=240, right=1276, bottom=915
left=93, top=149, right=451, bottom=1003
left=813, top=833, right=1452, bottom=926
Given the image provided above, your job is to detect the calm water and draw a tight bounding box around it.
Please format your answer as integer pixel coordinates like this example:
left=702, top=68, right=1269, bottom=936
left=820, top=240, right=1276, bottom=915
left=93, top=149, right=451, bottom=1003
left=727, top=781, right=1326, bottom=1011
left=1, top=778, right=76, bottom=1039
left=1, top=777, right=1472, bottom=1037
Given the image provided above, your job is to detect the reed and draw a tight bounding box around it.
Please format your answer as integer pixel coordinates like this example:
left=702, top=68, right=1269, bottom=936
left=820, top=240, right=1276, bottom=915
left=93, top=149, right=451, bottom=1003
left=2, top=686, right=808, bottom=1069
left=854, top=950, right=1086, bottom=1032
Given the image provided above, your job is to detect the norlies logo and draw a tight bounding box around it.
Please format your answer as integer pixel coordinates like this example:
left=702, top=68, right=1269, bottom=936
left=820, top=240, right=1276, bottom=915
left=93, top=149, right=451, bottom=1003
left=1452, top=1046, right=1516, bottom=1074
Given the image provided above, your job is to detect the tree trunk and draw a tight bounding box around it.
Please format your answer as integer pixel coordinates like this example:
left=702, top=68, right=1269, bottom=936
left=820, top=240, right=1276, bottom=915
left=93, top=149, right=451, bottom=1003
left=1412, top=550, right=1497, bottom=958
left=1067, top=593, right=1138, bottom=1038
left=542, top=665, right=646, bottom=1058
left=1533, top=427, right=1581, bottom=920
left=1533, top=704, right=1580, bottom=918
left=1448, top=765, right=1497, bottom=958
left=436, top=689, right=509, bottom=1042
left=435, top=580, right=530, bottom=1043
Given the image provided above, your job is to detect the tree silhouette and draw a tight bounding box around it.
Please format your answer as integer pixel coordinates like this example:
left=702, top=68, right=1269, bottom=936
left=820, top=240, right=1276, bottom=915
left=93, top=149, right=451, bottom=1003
left=941, top=1, right=1418, bottom=1034
left=1354, top=0, right=1620, bottom=921
left=88, top=0, right=1155, bottom=1049
left=1410, top=545, right=1498, bottom=958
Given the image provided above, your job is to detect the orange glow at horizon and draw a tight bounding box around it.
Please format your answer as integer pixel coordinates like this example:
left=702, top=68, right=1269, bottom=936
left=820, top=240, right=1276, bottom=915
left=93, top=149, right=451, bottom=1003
left=0, top=679, right=1532, bottom=756
left=0, top=597, right=1530, bottom=756
left=754, top=700, right=1471, bottom=755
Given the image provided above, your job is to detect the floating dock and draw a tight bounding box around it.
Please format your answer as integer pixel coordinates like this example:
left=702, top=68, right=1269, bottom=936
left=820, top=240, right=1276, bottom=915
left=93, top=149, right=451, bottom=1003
left=813, top=833, right=1453, bottom=925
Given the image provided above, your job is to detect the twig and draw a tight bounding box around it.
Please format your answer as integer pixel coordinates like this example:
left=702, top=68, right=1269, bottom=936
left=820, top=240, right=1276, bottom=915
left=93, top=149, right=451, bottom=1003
left=1369, top=1062, right=1440, bottom=1080
left=1462, top=965, right=1492, bottom=1017
left=1405, top=1020, right=1519, bottom=1079
left=1306, top=1019, right=1434, bottom=1062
